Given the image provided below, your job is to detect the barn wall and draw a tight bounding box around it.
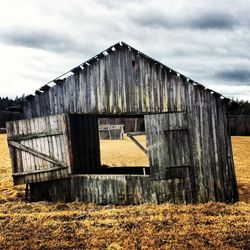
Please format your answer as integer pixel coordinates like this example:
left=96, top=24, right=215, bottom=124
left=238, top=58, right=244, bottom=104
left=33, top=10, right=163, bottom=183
left=187, top=85, right=238, bottom=203
left=22, top=44, right=238, bottom=203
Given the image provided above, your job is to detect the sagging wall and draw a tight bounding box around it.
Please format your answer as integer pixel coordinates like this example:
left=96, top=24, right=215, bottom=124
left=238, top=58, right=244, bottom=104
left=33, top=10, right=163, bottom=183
left=187, top=86, right=238, bottom=202
left=24, top=45, right=238, bottom=203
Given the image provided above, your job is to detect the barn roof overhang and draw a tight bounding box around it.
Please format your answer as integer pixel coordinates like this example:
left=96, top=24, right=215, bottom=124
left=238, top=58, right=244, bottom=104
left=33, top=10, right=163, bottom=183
left=26, top=41, right=233, bottom=104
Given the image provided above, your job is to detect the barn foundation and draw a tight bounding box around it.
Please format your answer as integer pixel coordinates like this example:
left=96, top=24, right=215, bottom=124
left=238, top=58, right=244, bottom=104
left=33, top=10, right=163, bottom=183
left=29, top=174, right=194, bottom=204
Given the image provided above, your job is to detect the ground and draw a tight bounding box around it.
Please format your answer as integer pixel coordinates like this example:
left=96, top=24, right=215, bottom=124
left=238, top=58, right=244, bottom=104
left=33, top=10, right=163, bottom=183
left=0, top=134, right=250, bottom=249
left=100, top=135, right=149, bottom=166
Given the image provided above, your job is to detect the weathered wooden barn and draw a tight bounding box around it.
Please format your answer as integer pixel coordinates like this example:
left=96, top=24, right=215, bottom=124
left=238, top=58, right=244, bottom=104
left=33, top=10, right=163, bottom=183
left=6, top=42, right=238, bottom=204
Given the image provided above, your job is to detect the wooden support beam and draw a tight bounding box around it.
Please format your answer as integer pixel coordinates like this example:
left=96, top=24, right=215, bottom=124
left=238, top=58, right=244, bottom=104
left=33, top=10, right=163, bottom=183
left=8, top=131, right=63, bottom=141
left=127, top=134, right=147, bottom=155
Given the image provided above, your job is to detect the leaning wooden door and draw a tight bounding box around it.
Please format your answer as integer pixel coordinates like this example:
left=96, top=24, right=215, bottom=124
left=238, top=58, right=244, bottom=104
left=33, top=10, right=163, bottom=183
left=6, top=114, right=71, bottom=185
left=144, top=112, right=191, bottom=180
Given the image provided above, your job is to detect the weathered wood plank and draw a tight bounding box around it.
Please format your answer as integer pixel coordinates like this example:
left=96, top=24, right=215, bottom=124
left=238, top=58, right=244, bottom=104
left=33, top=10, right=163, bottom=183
left=8, top=131, right=63, bottom=141
left=12, top=165, right=67, bottom=176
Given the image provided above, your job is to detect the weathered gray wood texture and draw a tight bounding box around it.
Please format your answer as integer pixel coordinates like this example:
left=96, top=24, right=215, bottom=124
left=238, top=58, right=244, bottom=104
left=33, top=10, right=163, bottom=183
left=30, top=175, right=192, bottom=204
left=20, top=44, right=238, bottom=203
left=6, top=114, right=71, bottom=185
left=145, top=112, right=190, bottom=180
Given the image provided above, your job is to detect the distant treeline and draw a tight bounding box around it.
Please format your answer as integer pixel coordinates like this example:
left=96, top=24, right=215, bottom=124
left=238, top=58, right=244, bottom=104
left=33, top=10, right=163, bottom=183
left=227, top=100, right=250, bottom=135
left=0, top=111, right=23, bottom=128
left=0, top=95, right=25, bottom=128
left=228, top=99, right=250, bottom=115
left=0, top=95, right=25, bottom=111
left=0, top=96, right=250, bottom=135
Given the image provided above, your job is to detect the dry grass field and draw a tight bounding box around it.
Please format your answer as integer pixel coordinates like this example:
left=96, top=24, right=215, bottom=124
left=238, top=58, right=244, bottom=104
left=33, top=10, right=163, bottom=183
left=0, top=134, right=250, bottom=249
left=100, top=135, right=149, bottom=166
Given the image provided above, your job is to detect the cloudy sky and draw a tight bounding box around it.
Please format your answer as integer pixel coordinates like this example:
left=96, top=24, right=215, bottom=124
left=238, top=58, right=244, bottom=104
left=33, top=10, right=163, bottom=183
left=0, top=0, right=250, bottom=100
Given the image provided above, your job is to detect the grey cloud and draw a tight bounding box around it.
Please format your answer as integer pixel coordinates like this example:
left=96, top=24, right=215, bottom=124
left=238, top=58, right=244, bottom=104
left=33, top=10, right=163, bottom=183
left=132, top=10, right=237, bottom=30
left=0, top=28, right=109, bottom=57
left=134, top=14, right=172, bottom=28
left=190, top=13, right=235, bottom=29
left=0, top=29, right=76, bottom=53
left=215, top=69, right=250, bottom=83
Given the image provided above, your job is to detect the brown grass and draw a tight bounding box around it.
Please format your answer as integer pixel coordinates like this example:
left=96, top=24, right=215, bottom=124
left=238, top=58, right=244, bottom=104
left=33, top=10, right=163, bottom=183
left=232, top=137, right=250, bottom=203
left=0, top=134, right=250, bottom=249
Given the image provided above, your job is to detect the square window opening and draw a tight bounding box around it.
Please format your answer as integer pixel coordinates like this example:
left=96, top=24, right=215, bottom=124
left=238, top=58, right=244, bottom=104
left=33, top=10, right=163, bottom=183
left=98, top=115, right=150, bottom=175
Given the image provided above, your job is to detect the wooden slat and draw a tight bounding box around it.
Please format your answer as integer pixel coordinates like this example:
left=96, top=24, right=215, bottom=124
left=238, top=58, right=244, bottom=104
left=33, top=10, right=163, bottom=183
left=145, top=112, right=191, bottom=179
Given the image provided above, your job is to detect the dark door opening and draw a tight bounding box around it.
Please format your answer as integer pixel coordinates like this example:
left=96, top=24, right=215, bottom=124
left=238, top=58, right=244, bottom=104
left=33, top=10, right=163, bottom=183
left=67, top=113, right=150, bottom=175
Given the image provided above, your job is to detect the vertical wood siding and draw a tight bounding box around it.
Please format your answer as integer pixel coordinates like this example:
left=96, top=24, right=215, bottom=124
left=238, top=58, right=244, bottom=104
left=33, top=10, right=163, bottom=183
left=186, top=85, right=238, bottom=203
left=23, top=46, right=186, bottom=117
left=145, top=112, right=190, bottom=180
left=6, top=114, right=71, bottom=185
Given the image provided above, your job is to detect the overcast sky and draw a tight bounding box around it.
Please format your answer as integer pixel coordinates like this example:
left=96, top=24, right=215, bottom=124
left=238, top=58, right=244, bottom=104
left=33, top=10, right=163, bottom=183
left=0, top=0, right=250, bottom=101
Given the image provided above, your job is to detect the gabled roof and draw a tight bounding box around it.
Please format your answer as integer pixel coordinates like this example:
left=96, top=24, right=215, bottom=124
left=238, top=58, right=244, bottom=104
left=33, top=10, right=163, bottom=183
left=27, top=41, right=230, bottom=102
